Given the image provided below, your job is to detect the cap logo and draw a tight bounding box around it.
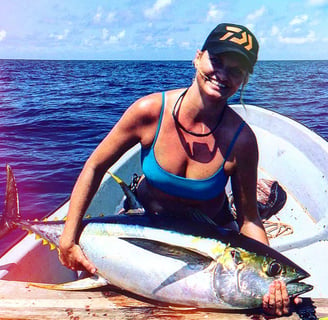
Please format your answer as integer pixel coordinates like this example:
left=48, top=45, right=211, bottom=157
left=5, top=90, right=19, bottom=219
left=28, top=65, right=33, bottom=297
left=219, top=26, right=253, bottom=51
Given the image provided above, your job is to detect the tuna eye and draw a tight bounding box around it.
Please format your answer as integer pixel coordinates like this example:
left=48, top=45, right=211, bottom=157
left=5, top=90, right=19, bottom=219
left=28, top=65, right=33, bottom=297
left=267, top=261, right=282, bottom=277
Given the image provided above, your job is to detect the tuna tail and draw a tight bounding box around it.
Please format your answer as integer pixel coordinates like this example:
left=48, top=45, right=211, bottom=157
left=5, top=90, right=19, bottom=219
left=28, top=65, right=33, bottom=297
left=108, top=171, right=145, bottom=215
left=0, top=165, right=21, bottom=237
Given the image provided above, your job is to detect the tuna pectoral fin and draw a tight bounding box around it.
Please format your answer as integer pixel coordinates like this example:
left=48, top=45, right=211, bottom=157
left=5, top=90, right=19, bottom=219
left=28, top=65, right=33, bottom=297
left=122, top=238, right=214, bottom=263
left=122, top=238, right=213, bottom=295
left=28, top=275, right=109, bottom=291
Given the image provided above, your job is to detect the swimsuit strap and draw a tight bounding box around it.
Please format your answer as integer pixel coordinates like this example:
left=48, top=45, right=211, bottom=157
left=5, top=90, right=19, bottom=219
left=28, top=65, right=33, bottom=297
left=150, top=91, right=165, bottom=149
left=224, top=121, right=246, bottom=162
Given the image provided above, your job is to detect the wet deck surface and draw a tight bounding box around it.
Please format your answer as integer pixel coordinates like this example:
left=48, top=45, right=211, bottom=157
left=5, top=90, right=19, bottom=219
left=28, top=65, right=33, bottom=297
left=0, top=280, right=327, bottom=320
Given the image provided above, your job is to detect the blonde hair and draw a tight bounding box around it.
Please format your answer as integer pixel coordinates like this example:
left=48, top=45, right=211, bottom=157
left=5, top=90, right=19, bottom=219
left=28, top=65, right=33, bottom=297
left=239, top=73, right=249, bottom=109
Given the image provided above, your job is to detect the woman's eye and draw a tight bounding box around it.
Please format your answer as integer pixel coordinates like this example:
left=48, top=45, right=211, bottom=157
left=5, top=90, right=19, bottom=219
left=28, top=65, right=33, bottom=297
left=210, top=58, right=222, bottom=68
left=228, top=67, right=244, bottom=77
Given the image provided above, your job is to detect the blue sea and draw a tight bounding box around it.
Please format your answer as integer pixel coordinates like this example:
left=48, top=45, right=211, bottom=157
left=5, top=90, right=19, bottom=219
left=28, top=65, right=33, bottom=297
left=0, top=59, right=327, bottom=253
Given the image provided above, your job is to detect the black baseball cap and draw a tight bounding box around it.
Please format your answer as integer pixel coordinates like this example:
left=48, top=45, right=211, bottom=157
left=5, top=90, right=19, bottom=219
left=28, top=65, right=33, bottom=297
left=201, top=23, right=259, bottom=73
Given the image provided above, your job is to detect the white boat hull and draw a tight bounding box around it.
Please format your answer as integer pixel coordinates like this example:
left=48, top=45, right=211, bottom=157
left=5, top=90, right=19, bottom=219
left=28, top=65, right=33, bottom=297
left=1, top=104, right=327, bottom=298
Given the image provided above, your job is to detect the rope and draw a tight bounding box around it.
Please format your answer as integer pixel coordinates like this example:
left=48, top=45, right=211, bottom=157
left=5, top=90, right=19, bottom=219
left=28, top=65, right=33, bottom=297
left=263, top=217, right=293, bottom=239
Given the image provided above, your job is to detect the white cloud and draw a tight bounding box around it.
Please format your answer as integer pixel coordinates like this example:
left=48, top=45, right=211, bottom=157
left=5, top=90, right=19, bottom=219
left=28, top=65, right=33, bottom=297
left=0, top=30, right=7, bottom=41
left=279, top=31, right=316, bottom=44
left=290, top=15, right=308, bottom=26
left=166, top=38, right=174, bottom=46
left=82, top=36, right=96, bottom=47
left=271, top=25, right=316, bottom=45
left=271, top=25, right=279, bottom=36
left=94, top=8, right=116, bottom=24
left=180, top=41, right=191, bottom=49
left=106, top=12, right=116, bottom=23
left=206, top=4, right=224, bottom=22
left=153, top=38, right=174, bottom=48
left=102, top=28, right=109, bottom=40
left=144, top=0, right=173, bottom=19
left=108, top=30, right=126, bottom=44
left=245, top=23, right=255, bottom=32
left=94, top=7, right=103, bottom=23
left=102, top=28, right=126, bottom=44
left=145, top=35, right=153, bottom=42
left=271, top=26, right=317, bottom=44
left=308, top=0, right=328, bottom=5
left=50, top=29, right=69, bottom=41
left=247, top=6, right=266, bottom=21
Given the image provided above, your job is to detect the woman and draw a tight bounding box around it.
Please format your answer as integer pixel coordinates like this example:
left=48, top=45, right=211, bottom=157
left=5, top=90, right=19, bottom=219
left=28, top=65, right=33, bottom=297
left=59, top=23, right=295, bottom=316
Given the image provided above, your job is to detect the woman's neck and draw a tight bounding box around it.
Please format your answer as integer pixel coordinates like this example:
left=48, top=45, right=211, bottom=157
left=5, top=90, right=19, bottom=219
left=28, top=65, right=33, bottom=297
left=184, top=83, right=227, bottom=124
left=172, top=86, right=227, bottom=137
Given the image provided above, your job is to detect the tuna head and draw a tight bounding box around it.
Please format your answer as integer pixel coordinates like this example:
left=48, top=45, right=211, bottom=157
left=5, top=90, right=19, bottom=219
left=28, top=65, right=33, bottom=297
left=213, top=247, right=313, bottom=309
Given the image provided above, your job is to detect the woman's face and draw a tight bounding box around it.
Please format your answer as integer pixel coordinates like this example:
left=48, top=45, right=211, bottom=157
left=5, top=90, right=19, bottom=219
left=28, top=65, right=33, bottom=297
left=195, top=50, right=248, bottom=100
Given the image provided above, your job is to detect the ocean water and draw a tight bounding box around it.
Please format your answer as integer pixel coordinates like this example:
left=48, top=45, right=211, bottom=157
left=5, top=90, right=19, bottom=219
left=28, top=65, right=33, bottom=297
left=0, top=59, right=327, bottom=252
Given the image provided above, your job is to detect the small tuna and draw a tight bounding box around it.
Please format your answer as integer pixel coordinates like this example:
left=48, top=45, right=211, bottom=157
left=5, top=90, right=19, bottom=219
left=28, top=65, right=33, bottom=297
left=0, top=165, right=312, bottom=310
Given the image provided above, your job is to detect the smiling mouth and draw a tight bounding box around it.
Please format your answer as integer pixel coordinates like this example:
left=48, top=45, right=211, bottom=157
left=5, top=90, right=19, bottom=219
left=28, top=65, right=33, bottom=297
left=198, top=68, right=228, bottom=89
left=209, top=78, right=227, bottom=89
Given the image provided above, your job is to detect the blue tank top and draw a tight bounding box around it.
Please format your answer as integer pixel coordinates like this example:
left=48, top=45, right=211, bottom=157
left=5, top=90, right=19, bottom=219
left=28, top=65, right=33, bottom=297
left=141, top=92, right=245, bottom=201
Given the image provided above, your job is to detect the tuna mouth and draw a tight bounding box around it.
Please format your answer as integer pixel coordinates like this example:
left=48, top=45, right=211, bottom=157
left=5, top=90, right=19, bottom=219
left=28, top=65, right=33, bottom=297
left=285, top=267, right=313, bottom=296
left=289, top=266, right=311, bottom=283
left=286, top=280, right=313, bottom=297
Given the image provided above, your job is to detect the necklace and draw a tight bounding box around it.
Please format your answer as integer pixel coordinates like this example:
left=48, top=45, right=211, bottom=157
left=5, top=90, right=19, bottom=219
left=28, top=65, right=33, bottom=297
left=172, top=89, right=226, bottom=137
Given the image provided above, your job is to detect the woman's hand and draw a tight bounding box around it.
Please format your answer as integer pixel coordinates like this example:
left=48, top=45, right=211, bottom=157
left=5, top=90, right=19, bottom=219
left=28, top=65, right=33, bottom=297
left=263, top=280, right=302, bottom=316
left=58, top=240, right=96, bottom=274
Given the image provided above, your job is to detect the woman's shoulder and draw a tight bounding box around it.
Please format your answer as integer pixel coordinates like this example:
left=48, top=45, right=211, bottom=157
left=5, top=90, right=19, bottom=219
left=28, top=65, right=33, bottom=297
left=130, top=89, right=185, bottom=121
left=132, top=92, right=162, bottom=114
left=226, top=106, right=258, bottom=152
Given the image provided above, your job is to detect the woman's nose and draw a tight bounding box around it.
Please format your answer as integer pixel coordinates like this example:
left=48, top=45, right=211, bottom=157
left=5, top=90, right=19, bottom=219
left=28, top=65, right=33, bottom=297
left=215, top=67, right=229, bottom=81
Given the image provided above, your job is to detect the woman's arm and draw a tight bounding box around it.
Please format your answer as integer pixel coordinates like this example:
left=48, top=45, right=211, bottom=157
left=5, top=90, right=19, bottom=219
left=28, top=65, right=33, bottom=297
left=59, top=93, right=162, bottom=272
left=230, top=122, right=297, bottom=316
left=230, top=123, right=269, bottom=245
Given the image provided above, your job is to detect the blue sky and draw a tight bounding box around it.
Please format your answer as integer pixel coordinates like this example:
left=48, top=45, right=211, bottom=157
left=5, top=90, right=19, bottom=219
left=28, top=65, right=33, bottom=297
left=0, top=0, right=328, bottom=61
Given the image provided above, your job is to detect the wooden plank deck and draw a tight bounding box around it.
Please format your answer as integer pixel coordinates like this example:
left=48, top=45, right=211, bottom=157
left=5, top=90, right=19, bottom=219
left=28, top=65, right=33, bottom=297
left=0, top=280, right=327, bottom=320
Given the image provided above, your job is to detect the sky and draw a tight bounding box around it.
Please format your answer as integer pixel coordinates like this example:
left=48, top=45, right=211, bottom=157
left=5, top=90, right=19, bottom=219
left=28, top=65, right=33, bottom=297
left=0, top=0, right=328, bottom=61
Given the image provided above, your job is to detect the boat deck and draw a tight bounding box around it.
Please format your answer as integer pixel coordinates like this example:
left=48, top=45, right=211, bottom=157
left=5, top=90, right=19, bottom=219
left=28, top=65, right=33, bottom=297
left=0, top=280, right=327, bottom=320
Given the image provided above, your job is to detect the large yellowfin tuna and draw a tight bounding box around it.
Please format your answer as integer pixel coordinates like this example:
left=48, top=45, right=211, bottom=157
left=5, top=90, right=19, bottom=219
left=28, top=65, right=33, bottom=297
left=0, top=165, right=312, bottom=309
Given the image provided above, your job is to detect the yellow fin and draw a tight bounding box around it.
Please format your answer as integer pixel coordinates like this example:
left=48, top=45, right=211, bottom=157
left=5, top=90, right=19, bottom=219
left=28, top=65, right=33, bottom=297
left=49, top=243, right=56, bottom=251
left=108, top=171, right=124, bottom=185
left=42, top=239, right=49, bottom=246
